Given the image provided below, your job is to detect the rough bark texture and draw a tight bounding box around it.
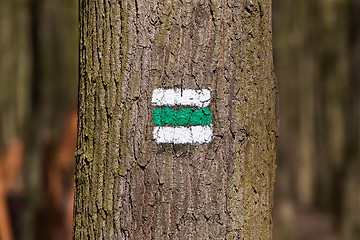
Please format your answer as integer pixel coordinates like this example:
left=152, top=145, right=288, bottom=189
left=75, top=0, right=277, bottom=239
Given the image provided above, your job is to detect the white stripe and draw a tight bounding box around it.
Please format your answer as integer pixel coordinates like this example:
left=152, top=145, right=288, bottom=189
left=151, top=88, right=211, bottom=107
left=153, top=125, right=213, bottom=144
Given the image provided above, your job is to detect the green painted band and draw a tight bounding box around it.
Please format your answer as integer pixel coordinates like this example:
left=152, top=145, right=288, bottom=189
left=152, top=107, right=212, bottom=126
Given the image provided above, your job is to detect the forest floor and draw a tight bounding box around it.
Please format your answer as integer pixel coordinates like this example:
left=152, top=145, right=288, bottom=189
left=294, top=210, right=336, bottom=240
left=274, top=204, right=336, bottom=240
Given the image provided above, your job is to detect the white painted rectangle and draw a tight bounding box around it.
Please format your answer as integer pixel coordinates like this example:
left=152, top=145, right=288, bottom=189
left=151, top=88, right=211, bottom=107
left=153, top=125, right=213, bottom=144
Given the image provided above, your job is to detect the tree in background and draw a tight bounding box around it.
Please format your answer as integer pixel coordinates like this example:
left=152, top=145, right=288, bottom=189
left=273, top=0, right=349, bottom=209
left=0, top=0, right=78, bottom=239
left=23, top=0, right=78, bottom=239
left=340, top=0, right=360, bottom=239
left=74, top=0, right=277, bottom=239
left=0, top=0, right=32, bottom=239
left=273, top=0, right=360, bottom=239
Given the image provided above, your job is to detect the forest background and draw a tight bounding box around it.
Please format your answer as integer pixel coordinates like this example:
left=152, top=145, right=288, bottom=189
left=0, top=0, right=359, bottom=239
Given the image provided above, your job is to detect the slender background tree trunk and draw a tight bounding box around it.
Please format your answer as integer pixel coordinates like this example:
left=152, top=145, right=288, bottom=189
left=22, top=0, right=78, bottom=239
left=340, top=0, right=360, bottom=238
left=0, top=0, right=31, bottom=239
left=75, top=1, right=277, bottom=239
left=273, top=0, right=350, bottom=238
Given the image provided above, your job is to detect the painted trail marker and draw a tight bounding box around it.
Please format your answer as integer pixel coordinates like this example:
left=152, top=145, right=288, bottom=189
left=152, top=88, right=213, bottom=144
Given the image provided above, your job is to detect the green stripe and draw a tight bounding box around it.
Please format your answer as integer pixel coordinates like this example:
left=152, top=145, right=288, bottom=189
left=152, top=107, right=212, bottom=126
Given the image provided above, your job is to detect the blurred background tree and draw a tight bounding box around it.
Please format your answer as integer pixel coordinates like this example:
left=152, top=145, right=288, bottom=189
left=273, top=0, right=360, bottom=239
left=24, top=0, right=77, bottom=239
left=0, top=0, right=32, bottom=239
left=340, top=0, right=360, bottom=239
left=0, top=0, right=77, bottom=239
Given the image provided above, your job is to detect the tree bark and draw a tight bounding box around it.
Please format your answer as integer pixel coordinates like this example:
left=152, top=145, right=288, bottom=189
left=75, top=0, right=277, bottom=239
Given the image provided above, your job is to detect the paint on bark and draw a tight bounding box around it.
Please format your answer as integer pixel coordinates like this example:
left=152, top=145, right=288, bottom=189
left=151, top=88, right=213, bottom=144
left=75, top=0, right=277, bottom=239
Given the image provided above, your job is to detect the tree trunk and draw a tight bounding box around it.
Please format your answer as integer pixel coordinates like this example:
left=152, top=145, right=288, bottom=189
left=74, top=1, right=277, bottom=239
